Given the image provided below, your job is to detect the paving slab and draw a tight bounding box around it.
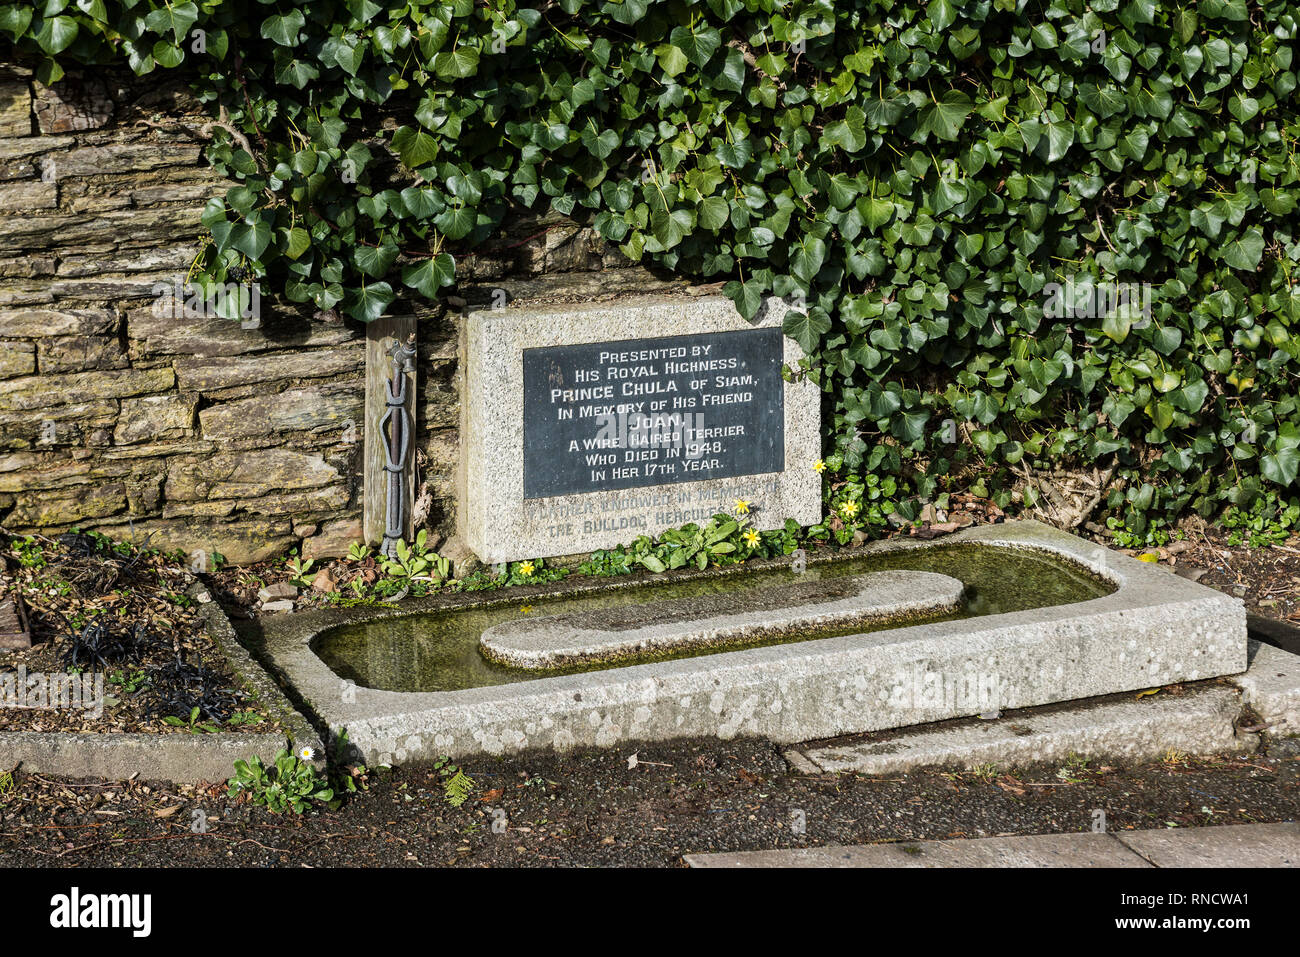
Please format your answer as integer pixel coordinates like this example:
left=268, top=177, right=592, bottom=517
left=1230, top=640, right=1300, bottom=737
left=685, top=823, right=1300, bottom=868
left=479, top=570, right=964, bottom=669
left=1116, top=822, right=1300, bottom=868
left=795, top=685, right=1250, bottom=776
left=685, top=832, right=1150, bottom=868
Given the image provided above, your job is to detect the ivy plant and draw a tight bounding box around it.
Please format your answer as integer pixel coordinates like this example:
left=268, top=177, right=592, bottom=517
left=6, top=0, right=1300, bottom=531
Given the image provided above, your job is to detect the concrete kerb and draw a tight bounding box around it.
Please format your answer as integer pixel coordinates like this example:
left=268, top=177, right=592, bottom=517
left=0, top=583, right=321, bottom=783
left=256, top=520, right=1249, bottom=765
left=191, top=581, right=326, bottom=768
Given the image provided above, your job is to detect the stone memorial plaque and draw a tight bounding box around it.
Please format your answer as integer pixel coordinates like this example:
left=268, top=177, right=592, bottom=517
left=521, top=328, right=785, bottom=499
left=459, top=295, right=820, bottom=564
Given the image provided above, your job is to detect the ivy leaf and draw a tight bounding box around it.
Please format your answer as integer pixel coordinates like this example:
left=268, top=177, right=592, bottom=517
left=435, top=205, right=475, bottom=240
left=1173, top=8, right=1198, bottom=44
left=35, top=14, right=78, bottom=54
left=353, top=242, right=399, bottom=278
left=260, top=10, right=305, bottom=47
left=581, top=127, right=619, bottom=159
left=282, top=226, right=311, bottom=260
left=822, top=106, right=867, bottom=152
left=153, top=41, right=185, bottom=69
left=698, top=196, right=729, bottom=231
left=790, top=236, right=827, bottom=282
left=344, top=282, right=396, bottom=323
left=713, top=48, right=746, bottom=92
left=783, top=308, right=831, bottom=353
left=275, top=58, right=319, bottom=89
left=723, top=279, right=765, bottom=320
left=859, top=194, right=895, bottom=230
left=230, top=220, right=272, bottom=260
left=433, top=46, right=479, bottom=79
left=655, top=43, right=689, bottom=76
left=715, top=139, right=752, bottom=169
left=926, top=0, right=957, bottom=31
left=399, top=187, right=442, bottom=219
left=917, top=92, right=973, bottom=141
left=1228, top=94, right=1259, bottom=122
left=391, top=126, right=438, bottom=169
left=1221, top=229, right=1265, bottom=270
left=1043, top=119, right=1075, bottom=162
left=143, top=2, right=198, bottom=43
left=323, top=34, right=365, bottom=75
left=0, top=7, right=34, bottom=40
left=1261, top=446, right=1300, bottom=486
left=1101, top=311, right=1131, bottom=343
left=669, top=25, right=720, bottom=67
left=649, top=201, right=693, bottom=250
left=863, top=94, right=906, bottom=127
left=401, top=253, right=456, bottom=297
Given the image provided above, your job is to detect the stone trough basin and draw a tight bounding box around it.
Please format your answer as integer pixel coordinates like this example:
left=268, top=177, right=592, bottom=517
left=253, top=521, right=1246, bottom=764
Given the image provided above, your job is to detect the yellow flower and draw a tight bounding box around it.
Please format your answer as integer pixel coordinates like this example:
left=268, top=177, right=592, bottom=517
left=521, top=604, right=534, bottom=614
left=743, top=529, right=760, bottom=547
left=518, top=560, right=535, bottom=577
left=840, top=499, right=860, bottom=519
left=813, top=459, right=826, bottom=473
left=734, top=499, right=751, bottom=514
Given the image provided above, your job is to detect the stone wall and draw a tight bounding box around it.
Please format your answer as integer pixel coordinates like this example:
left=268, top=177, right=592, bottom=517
left=0, top=62, right=681, bottom=563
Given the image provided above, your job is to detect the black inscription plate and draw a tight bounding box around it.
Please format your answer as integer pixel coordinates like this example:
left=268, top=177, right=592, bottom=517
left=523, top=328, right=785, bottom=499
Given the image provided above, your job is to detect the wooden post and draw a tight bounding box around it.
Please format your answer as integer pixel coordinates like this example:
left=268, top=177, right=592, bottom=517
left=363, top=316, right=417, bottom=547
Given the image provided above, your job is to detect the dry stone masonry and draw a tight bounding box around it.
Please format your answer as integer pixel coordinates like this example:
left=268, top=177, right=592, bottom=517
left=0, top=63, right=676, bottom=564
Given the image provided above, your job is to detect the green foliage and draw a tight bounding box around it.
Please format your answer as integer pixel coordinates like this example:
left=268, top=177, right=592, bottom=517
left=1222, top=493, right=1300, bottom=546
left=162, top=705, right=221, bottom=733
left=321, top=532, right=454, bottom=602
left=108, top=668, right=150, bottom=695
left=13, top=0, right=1300, bottom=530
left=578, top=509, right=803, bottom=574
left=328, top=730, right=369, bottom=796
left=11, top=536, right=46, bottom=569
left=430, top=757, right=475, bottom=808
left=456, top=557, right=565, bottom=591
left=375, top=529, right=450, bottom=593
left=227, top=749, right=335, bottom=814
left=224, top=708, right=266, bottom=728
left=808, top=464, right=904, bottom=545
left=285, top=551, right=315, bottom=587
left=1105, top=514, right=1175, bottom=550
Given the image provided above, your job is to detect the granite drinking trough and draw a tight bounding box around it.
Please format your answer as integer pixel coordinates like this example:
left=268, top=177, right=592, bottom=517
left=251, top=521, right=1246, bottom=765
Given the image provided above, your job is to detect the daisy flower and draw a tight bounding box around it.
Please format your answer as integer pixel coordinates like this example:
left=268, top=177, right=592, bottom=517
left=297, top=745, right=315, bottom=762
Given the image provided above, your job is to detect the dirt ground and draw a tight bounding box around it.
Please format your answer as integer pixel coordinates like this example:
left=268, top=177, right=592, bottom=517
left=2, top=514, right=1298, bottom=867
left=0, top=531, right=276, bottom=734
left=0, top=734, right=1296, bottom=867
